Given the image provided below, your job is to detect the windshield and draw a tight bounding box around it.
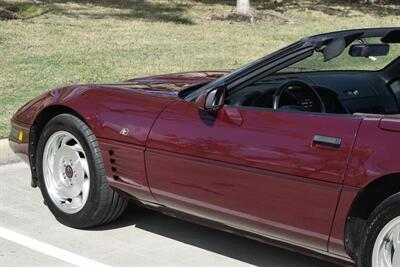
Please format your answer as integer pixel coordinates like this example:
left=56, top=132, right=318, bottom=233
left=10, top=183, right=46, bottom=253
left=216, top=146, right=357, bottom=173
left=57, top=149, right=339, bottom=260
left=184, top=41, right=309, bottom=100
left=281, top=37, right=400, bottom=73
left=185, top=28, right=400, bottom=101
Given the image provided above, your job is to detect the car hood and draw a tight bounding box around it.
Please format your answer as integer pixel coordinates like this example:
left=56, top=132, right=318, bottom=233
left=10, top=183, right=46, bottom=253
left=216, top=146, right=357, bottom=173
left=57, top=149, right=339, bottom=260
left=11, top=70, right=230, bottom=126
left=102, top=70, right=229, bottom=97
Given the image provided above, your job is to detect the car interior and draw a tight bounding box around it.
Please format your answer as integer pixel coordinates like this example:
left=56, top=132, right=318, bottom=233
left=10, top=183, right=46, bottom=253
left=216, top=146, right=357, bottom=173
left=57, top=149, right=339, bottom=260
left=226, top=58, right=400, bottom=115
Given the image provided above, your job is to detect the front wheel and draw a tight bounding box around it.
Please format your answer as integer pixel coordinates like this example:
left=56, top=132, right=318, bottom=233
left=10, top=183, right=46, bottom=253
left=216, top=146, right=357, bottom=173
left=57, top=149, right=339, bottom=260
left=36, top=113, right=127, bottom=228
left=358, top=193, right=400, bottom=267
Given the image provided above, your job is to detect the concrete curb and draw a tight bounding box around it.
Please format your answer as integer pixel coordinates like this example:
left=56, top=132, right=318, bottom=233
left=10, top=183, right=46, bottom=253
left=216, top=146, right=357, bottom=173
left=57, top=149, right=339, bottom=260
left=0, top=139, right=21, bottom=165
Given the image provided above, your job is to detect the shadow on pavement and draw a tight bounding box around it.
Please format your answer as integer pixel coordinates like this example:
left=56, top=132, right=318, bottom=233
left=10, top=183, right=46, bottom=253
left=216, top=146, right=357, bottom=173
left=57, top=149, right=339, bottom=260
left=92, top=204, right=342, bottom=267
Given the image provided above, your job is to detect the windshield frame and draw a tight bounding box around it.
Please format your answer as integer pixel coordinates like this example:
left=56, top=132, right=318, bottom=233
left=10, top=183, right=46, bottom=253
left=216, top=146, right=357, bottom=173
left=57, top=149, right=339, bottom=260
left=184, top=27, right=400, bottom=102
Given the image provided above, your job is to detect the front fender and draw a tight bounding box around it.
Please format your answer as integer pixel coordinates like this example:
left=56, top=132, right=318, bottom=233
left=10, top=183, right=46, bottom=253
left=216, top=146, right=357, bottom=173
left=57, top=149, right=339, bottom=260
left=12, top=85, right=176, bottom=146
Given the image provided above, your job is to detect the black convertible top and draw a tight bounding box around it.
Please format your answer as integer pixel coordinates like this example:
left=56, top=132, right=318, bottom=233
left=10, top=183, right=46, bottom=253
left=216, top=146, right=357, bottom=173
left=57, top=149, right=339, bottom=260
left=304, top=27, right=400, bottom=46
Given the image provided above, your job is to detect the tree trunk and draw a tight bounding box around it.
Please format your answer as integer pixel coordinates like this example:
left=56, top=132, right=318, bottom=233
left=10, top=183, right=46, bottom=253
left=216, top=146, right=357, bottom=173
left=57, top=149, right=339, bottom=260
left=236, top=0, right=251, bottom=15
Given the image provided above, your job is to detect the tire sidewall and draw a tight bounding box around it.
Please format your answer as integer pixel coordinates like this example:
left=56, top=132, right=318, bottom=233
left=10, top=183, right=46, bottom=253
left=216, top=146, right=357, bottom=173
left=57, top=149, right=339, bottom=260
left=358, top=193, right=400, bottom=267
left=36, top=114, right=103, bottom=228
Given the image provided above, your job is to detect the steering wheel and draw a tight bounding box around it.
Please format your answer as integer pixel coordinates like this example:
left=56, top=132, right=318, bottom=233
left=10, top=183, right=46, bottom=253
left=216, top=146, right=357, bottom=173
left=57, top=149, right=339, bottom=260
left=273, top=80, right=326, bottom=113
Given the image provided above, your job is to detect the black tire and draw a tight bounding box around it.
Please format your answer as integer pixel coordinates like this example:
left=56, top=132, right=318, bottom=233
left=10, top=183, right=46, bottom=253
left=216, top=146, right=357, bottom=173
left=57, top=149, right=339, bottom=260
left=36, top=113, right=128, bottom=228
left=357, top=193, right=400, bottom=267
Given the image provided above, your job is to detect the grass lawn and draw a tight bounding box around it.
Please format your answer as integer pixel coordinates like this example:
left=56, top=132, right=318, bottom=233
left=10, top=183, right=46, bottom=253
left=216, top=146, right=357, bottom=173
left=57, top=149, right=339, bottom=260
left=0, top=0, right=399, bottom=138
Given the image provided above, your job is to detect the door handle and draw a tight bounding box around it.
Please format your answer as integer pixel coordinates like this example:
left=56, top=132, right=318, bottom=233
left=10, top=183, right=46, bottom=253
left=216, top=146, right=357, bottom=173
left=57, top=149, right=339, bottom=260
left=313, top=135, right=342, bottom=148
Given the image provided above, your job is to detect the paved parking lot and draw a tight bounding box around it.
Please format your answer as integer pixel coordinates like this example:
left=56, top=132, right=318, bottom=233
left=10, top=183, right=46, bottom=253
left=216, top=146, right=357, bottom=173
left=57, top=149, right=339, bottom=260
left=0, top=163, right=341, bottom=267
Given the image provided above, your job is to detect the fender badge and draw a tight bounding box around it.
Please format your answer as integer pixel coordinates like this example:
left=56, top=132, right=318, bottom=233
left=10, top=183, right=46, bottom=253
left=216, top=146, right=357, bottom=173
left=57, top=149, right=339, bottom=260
left=120, top=128, right=129, bottom=136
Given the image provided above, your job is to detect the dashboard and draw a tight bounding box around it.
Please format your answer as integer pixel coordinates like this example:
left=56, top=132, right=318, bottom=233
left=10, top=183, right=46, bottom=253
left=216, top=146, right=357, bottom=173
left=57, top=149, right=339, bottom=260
left=227, top=71, right=400, bottom=115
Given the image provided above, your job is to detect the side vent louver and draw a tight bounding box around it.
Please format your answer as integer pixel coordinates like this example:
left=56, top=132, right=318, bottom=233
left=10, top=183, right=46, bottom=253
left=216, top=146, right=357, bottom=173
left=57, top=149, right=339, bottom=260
left=109, top=150, right=119, bottom=180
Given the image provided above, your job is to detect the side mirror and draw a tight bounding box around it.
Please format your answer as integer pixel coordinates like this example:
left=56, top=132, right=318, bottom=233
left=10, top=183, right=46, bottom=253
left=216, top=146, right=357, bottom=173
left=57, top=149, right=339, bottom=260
left=195, top=86, right=226, bottom=112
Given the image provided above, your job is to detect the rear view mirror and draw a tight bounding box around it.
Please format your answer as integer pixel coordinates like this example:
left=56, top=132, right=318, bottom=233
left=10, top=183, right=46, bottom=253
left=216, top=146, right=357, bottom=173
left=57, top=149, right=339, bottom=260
left=349, top=43, right=390, bottom=57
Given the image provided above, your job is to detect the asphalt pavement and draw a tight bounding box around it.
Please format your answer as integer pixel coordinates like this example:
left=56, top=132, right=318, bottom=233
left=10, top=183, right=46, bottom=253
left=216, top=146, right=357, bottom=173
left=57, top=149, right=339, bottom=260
left=0, top=162, right=341, bottom=267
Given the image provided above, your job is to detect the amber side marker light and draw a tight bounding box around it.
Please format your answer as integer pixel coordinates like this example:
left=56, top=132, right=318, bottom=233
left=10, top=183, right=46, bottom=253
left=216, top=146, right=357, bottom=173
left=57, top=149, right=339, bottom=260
left=18, top=130, right=23, bottom=143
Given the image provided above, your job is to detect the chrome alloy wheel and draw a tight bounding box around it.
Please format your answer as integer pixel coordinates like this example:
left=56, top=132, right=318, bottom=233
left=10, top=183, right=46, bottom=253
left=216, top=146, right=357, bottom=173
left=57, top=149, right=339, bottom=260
left=42, top=131, right=90, bottom=214
left=372, top=216, right=400, bottom=267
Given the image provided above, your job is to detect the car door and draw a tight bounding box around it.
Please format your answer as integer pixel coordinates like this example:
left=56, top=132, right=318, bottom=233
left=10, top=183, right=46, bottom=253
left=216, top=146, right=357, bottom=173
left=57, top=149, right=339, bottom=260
left=145, top=99, right=361, bottom=251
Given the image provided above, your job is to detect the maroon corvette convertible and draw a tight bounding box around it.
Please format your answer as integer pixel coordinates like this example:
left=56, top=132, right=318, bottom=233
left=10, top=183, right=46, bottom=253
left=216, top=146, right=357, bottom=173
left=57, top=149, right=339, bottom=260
left=9, top=28, right=400, bottom=266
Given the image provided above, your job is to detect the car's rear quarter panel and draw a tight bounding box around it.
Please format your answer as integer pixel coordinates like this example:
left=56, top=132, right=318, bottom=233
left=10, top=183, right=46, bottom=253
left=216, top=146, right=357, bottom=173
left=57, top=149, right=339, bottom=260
left=330, top=116, right=400, bottom=258
left=346, top=116, right=400, bottom=187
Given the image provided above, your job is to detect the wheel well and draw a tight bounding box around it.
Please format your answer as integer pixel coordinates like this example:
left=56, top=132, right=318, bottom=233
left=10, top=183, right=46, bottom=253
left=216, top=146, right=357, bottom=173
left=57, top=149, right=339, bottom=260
left=345, top=173, right=400, bottom=258
left=29, top=105, right=89, bottom=187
